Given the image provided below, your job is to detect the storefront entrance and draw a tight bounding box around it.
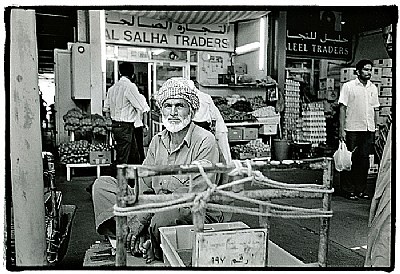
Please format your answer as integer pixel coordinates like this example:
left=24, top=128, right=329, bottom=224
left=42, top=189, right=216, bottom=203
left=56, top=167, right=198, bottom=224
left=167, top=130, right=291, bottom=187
left=105, top=47, right=198, bottom=146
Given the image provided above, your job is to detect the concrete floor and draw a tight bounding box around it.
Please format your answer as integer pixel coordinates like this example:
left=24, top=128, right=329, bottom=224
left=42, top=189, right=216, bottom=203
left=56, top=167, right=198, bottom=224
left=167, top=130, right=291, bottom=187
left=53, top=162, right=378, bottom=269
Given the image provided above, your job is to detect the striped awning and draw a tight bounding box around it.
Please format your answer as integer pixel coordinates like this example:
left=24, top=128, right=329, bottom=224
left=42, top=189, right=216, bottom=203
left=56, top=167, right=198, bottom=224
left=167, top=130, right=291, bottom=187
left=108, top=10, right=269, bottom=24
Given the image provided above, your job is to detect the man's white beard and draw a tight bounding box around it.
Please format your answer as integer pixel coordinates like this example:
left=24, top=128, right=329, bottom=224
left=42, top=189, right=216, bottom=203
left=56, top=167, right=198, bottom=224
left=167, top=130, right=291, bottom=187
left=162, top=114, right=191, bottom=133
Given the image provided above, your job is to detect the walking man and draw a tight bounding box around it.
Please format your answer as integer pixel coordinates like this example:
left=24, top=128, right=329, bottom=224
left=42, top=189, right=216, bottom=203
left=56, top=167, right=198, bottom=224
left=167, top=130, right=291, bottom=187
left=103, top=62, right=150, bottom=165
left=338, top=59, right=380, bottom=200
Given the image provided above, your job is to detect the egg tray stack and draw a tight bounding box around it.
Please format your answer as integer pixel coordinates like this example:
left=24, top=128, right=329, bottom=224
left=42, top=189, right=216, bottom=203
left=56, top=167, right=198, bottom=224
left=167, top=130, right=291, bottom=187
left=283, top=79, right=301, bottom=139
left=300, top=102, right=327, bottom=147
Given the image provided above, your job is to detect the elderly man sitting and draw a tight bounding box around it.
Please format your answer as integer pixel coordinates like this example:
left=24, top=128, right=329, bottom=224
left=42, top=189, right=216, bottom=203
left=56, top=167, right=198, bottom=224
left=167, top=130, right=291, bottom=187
left=92, top=77, right=223, bottom=263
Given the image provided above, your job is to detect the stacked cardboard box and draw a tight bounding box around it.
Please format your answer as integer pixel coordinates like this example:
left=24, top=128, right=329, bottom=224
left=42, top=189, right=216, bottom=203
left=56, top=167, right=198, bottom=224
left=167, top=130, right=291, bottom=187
left=318, top=78, right=338, bottom=101
left=373, top=58, right=392, bottom=126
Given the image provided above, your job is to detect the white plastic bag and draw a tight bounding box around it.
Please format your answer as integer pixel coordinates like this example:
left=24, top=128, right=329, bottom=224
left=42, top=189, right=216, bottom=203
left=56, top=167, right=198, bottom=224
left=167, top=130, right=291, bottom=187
left=333, top=141, right=353, bottom=171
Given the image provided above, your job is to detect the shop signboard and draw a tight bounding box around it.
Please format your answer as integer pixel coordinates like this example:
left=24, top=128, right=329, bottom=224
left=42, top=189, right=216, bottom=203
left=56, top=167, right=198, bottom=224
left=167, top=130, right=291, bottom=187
left=286, top=30, right=352, bottom=60
left=105, top=12, right=234, bottom=52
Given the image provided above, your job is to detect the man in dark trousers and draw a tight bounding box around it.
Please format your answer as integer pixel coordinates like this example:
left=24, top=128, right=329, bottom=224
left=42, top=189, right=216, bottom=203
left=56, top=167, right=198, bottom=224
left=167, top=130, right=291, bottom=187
left=103, top=62, right=150, bottom=165
left=338, top=59, right=380, bottom=200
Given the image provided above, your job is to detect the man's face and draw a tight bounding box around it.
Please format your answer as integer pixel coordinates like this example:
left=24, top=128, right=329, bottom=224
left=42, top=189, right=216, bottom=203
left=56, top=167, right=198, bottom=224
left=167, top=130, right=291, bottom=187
left=161, top=98, right=192, bottom=133
left=357, top=64, right=372, bottom=81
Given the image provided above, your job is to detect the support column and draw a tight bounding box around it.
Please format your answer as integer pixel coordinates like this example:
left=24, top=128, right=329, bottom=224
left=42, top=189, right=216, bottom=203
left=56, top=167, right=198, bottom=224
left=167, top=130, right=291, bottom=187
left=275, top=11, right=287, bottom=101
left=89, top=10, right=105, bottom=115
left=10, top=9, right=47, bottom=266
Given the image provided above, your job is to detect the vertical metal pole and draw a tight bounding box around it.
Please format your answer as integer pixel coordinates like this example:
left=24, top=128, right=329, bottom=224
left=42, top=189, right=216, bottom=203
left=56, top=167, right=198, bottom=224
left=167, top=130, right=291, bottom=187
left=10, top=9, right=47, bottom=266
left=318, top=158, right=333, bottom=267
left=259, top=201, right=270, bottom=267
left=115, top=165, right=128, bottom=266
left=191, top=206, right=205, bottom=267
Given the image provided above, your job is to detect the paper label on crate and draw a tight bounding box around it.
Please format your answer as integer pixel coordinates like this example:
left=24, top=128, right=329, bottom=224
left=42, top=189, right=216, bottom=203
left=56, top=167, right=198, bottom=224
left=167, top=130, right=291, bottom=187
left=195, top=228, right=268, bottom=267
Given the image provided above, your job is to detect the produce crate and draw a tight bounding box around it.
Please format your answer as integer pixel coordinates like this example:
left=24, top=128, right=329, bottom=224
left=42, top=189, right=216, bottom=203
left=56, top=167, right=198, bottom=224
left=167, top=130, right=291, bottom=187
left=243, top=127, right=258, bottom=140
left=259, top=124, right=277, bottom=135
left=237, top=152, right=256, bottom=159
left=340, top=68, right=357, bottom=82
left=381, top=67, right=392, bottom=77
left=319, top=78, right=334, bottom=91
left=228, top=128, right=244, bottom=141
left=159, top=222, right=305, bottom=267
left=379, top=87, right=392, bottom=97
left=89, top=151, right=112, bottom=165
left=378, top=97, right=392, bottom=107
left=381, top=77, right=392, bottom=87
left=256, top=115, right=280, bottom=124
left=370, top=67, right=382, bottom=82
left=373, top=58, right=392, bottom=68
left=379, top=106, right=392, bottom=116
left=256, top=151, right=271, bottom=158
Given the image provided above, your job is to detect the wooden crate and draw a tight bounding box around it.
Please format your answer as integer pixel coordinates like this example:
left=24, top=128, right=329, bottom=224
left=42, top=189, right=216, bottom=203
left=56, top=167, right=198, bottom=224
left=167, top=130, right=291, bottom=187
left=379, top=97, right=392, bottom=107
left=159, top=222, right=305, bottom=267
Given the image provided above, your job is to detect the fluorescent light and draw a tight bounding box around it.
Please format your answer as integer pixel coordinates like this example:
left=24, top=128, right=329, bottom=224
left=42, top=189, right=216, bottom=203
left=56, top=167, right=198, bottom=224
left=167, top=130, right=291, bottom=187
left=235, top=42, right=260, bottom=55
left=259, top=16, right=266, bottom=71
left=152, top=49, right=166, bottom=55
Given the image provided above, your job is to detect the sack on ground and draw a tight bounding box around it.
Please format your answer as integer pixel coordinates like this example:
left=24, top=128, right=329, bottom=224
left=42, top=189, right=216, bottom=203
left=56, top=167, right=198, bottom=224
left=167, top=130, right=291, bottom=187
left=333, top=141, right=353, bottom=171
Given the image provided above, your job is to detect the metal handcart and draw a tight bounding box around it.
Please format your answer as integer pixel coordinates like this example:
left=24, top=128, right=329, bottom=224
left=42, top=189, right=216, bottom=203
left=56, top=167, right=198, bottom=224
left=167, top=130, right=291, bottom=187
left=113, top=157, right=334, bottom=267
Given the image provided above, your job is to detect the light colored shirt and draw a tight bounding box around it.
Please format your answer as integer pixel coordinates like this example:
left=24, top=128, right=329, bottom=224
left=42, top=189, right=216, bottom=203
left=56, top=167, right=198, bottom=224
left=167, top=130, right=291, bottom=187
left=133, top=93, right=149, bottom=128
left=193, top=91, right=228, bottom=133
left=338, top=78, right=379, bottom=131
left=193, top=91, right=232, bottom=163
left=103, top=77, right=150, bottom=123
left=142, top=122, right=220, bottom=194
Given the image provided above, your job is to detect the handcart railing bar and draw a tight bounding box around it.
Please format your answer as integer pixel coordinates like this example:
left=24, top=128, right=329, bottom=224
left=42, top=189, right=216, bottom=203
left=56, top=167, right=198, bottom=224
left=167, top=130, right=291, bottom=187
left=120, top=157, right=331, bottom=179
left=114, top=157, right=334, bottom=267
left=119, top=189, right=328, bottom=210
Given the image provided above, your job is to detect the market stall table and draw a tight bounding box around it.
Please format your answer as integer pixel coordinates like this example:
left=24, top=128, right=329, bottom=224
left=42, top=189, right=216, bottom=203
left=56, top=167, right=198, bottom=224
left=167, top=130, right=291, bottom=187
left=66, top=163, right=111, bottom=181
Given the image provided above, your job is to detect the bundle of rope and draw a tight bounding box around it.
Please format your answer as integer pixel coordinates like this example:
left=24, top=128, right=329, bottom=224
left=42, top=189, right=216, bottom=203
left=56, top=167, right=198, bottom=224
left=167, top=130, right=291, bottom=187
left=113, top=159, right=334, bottom=219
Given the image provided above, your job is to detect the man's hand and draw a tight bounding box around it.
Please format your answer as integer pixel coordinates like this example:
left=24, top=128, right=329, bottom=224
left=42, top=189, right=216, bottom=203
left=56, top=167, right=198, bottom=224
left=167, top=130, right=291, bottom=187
left=126, top=215, right=143, bottom=253
left=126, top=213, right=153, bottom=256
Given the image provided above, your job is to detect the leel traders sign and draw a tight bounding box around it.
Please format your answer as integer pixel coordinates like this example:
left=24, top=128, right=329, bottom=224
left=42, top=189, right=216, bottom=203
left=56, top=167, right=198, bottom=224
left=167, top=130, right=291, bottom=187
left=105, top=12, right=235, bottom=52
left=286, top=30, right=352, bottom=60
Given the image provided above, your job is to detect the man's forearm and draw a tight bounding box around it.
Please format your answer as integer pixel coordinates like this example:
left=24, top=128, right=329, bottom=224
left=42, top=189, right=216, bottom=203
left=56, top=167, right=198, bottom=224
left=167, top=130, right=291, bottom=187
left=339, top=105, right=346, bottom=131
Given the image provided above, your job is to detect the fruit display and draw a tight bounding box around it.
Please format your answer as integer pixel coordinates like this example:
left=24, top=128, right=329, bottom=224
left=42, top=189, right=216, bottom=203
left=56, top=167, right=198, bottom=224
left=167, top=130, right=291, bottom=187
left=89, top=143, right=113, bottom=152
left=252, top=106, right=277, bottom=118
left=63, top=107, right=111, bottom=135
left=63, top=108, right=83, bottom=131
left=80, top=113, right=92, bottom=132
left=248, top=96, right=268, bottom=110
left=231, top=100, right=253, bottom=112
left=91, top=114, right=112, bottom=135
left=58, top=140, right=113, bottom=164
left=217, top=104, right=257, bottom=122
left=58, top=140, right=90, bottom=164
left=231, top=139, right=271, bottom=159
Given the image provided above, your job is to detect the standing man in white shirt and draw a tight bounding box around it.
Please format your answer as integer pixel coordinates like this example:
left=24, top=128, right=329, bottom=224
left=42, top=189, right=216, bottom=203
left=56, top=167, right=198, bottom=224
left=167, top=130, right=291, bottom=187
left=133, top=98, right=150, bottom=163
left=103, top=62, right=150, bottom=165
left=338, top=59, right=380, bottom=201
left=190, top=80, right=232, bottom=164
